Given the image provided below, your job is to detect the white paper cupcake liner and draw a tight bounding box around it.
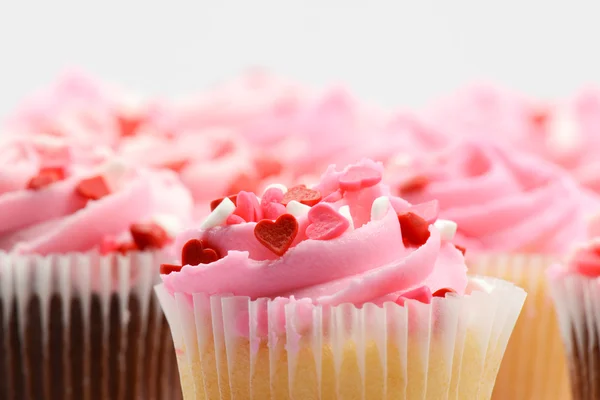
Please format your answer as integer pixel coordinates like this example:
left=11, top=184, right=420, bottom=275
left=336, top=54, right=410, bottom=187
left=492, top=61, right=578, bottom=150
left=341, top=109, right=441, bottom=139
left=156, top=276, right=526, bottom=400
left=549, top=272, right=600, bottom=400
left=468, top=253, right=570, bottom=400
left=0, top=250, right=182, bottom=400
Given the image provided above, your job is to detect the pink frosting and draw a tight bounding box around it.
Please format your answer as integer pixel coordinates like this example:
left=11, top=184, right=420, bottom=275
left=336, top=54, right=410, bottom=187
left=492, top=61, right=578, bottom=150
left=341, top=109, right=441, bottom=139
left=394, top=139, right=597, bottom=254
left=0, top=140, right=193, bottom=255
left=162, top=160, right=468, bottom=306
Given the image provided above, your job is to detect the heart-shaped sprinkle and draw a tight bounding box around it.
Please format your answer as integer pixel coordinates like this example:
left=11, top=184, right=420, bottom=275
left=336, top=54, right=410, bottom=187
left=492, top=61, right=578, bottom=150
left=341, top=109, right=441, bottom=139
left=398, top=212, right=430, bottom=247
left=371, top=196, right=391, bottom=221
left=27, top=167, right=66, bottom=190
left=286, top=200, right=311, bottom=218
left=160, top=263, right=183, bottom=275
left=181, top=239, right=219, bottom=266
left=254, top=214, right=298, bottom=256
left=263, top=183, right=288, bottom=195
left=261, top=187, right=285, bottom=204
left=281, top=185, right=322, bottom=207
left=306, top=203, right=349, bottom=240
left=226, top=214, right=245, bottom=225
left=454, top=244, right=466, bottom=255
left=233, top=191, right=262, bottom=222
left=76, top=175, right=111, bottom=201
left=433, top=219, right=457, bottom=241
left=432, top=288, right=456, bottom=298
left=130, top=222, right=170, bottom=250
left=339, top=165, right=382, bottom=191
left=201, top=196, right=237, bottom=229
left=210, top=195, right=238, bottom=212
left=398, top=175, right=429, bottom=195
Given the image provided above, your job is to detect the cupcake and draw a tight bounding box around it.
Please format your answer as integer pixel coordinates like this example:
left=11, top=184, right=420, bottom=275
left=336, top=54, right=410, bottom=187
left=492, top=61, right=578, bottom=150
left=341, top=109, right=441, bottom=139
left=0, top=137, right=192, bottom=399
left=548, top=223, right=600, bottom=400
left=392, top=138, right=598, bottom=399
left=155, top=159, right=526, bottom=399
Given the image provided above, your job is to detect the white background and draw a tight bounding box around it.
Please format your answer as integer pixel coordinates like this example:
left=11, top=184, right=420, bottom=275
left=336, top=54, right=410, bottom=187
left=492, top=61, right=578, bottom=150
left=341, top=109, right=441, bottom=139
left=0, top=1, right=598, bottom=118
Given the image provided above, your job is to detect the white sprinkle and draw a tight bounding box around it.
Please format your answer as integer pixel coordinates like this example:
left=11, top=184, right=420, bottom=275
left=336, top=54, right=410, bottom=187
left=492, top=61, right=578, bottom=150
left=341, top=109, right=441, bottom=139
left=370, top=196, right=390, bottom=221
left=200, top=197, right=236, bottom=229
left=338, top=205, right=354, bottom=230
left=433, top=219, right=457, bottom=241
left=152, top=214, right=183, bottom=237
left=286, top=200, right=311, bottom=218
left=263, top=183, right=288, bottom=194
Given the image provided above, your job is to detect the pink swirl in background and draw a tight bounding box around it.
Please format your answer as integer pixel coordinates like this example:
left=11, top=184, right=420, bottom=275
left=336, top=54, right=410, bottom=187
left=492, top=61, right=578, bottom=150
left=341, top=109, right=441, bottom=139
left=162, top=159, right=468, bottom=306
left=392, top=139, right=597, bottom=254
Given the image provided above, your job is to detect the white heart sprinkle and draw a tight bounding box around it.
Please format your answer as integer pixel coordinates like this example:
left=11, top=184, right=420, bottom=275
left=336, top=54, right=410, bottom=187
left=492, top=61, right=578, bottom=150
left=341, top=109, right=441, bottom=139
left=433, top=219, right=457, bottom=241
left=338, top=205, right=354, bottom=230
left=200, top=197, right=236, bottom=229
left=286, top=200, right=311, bottom=218
left=370, top=196, right=390, bottom=221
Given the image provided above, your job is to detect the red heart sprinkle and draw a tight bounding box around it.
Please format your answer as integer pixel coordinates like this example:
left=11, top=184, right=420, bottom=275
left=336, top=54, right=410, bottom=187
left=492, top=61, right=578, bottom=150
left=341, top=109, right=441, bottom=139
left=339, top=165, right=382, bottom=191
left=210, top=195, right=238, bottom=212
left=181, top=239, right=219, bottom=266
left=254, top=214, right=298, bottom=256
left=130, top=222, right=170, bottom=251
left=281, top=185, right=322, bottom=207
left=160, top=263, right=183, bottom=275
left=306, top=203, right=349, bottom=240
left=454, top=244, right=466, bottom=255
left=398, top=175, right=429, bottom=195
left=398, top=212, right=430, bottom=247
left=118, top=115, right=144, bottom=137
left=76, top=175, right=111, bottom=201
left=162, top=159, right=189, bottom=173
left=432, top=288, right=456, bottom=298
left=26, top=167, right=66, bottom=190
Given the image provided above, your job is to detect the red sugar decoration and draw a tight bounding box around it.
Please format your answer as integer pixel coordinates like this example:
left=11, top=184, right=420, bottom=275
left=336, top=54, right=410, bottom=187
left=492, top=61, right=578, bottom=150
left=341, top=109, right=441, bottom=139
left=130, top=222, right=170, bottom=251
left=432, top=288, right=456, bottom=298
left=281, top=185, right=322, bottom=207
left=116, top=242, right=138, bottom=255
left=160, top=263, right=183, bottom=275
left=454, top=244, right=467, bottom=255
left=76, top=175, right=111, bottom=201
left=398, top=212, right=430, bottom=247
left=254, top=214, right=298, bottom=256
left=26, top=167, right=66, bottom=190
left=210, top=195, right=238, bottom=212
left=398, top=175, right=429, bottom=195
left=181, top=239, right=219, bottom=266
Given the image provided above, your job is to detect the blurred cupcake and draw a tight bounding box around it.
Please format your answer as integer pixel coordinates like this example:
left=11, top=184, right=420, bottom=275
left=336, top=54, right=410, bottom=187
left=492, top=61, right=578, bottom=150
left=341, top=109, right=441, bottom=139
left=548, top=220, right=600, bottom=400
left=0, top=137, right=192, bottom=399
left=392, top=138, right=598, bottom=399
left=155, top=159, right=526, bottom=399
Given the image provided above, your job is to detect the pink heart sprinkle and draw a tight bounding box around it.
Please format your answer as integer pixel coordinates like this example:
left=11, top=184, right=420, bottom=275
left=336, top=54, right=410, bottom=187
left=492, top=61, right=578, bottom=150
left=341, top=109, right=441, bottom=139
left=234, top=191, right=262, bottom=222
left=339, top=165, right=382, bottom=191
left=226, top=214, right=245, bottom=225
left=306, top=203, right=349, bottom=241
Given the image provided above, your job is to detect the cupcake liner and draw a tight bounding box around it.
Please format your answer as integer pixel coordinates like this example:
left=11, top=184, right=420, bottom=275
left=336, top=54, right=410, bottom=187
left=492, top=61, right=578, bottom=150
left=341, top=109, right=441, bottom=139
left=549, top=273, right=600, bottom=400
left=156, top=276, right=526, bottom=399
left=468, top=253, right=570, bottom=400
left=0, top=250, right=182, bottom=400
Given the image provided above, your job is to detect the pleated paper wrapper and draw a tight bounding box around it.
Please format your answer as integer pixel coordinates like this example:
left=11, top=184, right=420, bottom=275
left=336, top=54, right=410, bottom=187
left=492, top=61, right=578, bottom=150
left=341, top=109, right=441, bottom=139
left=0, top=250, right=182, bottom=400
left=155, top=276, right=526, bottom=400
left=468, top=253, right=570, bottom=400
left=549, top=273, right=600, bottom=400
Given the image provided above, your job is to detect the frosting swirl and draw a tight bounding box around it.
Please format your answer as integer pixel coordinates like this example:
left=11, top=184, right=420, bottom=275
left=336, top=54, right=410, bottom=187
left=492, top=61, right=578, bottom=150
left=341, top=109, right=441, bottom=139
left=161, top=160, right=468, bottom=306
left=394, top=139, right=596, bottom=253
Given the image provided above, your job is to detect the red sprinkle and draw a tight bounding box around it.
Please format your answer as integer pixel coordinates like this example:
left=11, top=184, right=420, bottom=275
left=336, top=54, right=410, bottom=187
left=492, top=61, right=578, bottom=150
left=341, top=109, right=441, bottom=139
left=160, top=263, right=183, bottom=275
left=281, top=185, right=322, bottom=207
left=432, top=288, right=456, bottom=298
left=454, top=244, right=467, bottom=255
left=26, top=167, right=66, bottom=190
left=398, top=175, right=429, bottom=195
left=210, top=195, right=238, bottom=212
left=118, top=115, right=144, bottom=137
left=76, top=175, right=111, bottom=201
left=130, top=222, right=170, bottom=251
left=254, top=214, right=298, bottom=256
left=398, top=212, right=431, bottom=247
left=116, top=241, right=138, bottom=255
left=181, top=239, right=219, bottom=266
